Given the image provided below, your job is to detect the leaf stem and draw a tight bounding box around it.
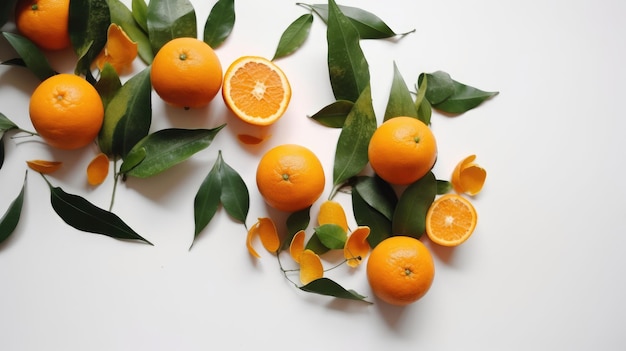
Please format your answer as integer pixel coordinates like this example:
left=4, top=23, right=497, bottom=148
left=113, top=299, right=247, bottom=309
left=276, top=252, right=300, bottom=288
left=109, top=158, right=119, bottom=212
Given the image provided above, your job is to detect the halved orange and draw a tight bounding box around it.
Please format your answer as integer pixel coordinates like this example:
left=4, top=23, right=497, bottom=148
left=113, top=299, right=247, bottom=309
left=425, top=194, right=477, bottom=247
left=222, top=56, right=291, bottom=126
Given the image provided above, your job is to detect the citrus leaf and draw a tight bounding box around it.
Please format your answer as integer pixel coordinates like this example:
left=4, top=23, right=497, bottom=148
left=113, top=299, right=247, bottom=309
left=94, top=62, right=122, bottom=109
left=353, top=175, right=397, bottom=221
left=272, top=13, right=313, bottom=60
left=118, top=147, right=145, bottom=174
left=314, top=223, right=347, bottom=250
left=69, top=0, right=111, bottom=80
left=203, top=0, right=235, bottom=49
left=391, top=171, right=437, bottom=239
left=301, top=3, right=413, bottom=39
left=418, top=71, right=455, bottom=105
left=121, top=125, right=225, bottom=178
left=432, top=80, right=499, bottom=114
left=384, top=61, right=418, bottom=121
left=415, top=75, right=431, bottom=125
left=326, top=0, right=370, bottom=102
left=132, top=0, right=149, bottom=33
left=351, top=187, right=390, bottom=248
left=44, top=176, right=151, bottom=245
left=305, top=233, right=330, bottom=255
left=437, top=179, right=452, bottom=195
left=108, top=0, right=153, bottom=65
left=309, top=100, right=353, bottom=128
left=0, top=112, right=18, bottom=133
left=98, top=66, right=151, bottom=158
left=0, top=0, right=17, bottom=27
left=147, top=0, right=197, bottom=54
left=333, top=84, right=376, bottom=187
left=0, top=171, right=26, bottom=245
left=216, top=151, right=249, bottom=225
left=300, top=277, right=372, bottom=303
left=1, top=32, right=56, bottom=81
left=193, top=154, right=222, bottom=241
left=282, top=206, right=311, bottom=251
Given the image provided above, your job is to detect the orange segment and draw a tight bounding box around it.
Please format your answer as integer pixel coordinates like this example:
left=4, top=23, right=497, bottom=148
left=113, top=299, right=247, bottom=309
left=86, top=152, right=109, bottom=186
left=26, top=160, right=62, bottom=174
left=95, top=24, right=138, bottom=74
left=425, top=194, right=477, bottom=247
left=451, top=154, right=486, bottom=196
left=317, top=200, right=349, bottom=232
left=222, top=56, right=291, bottom=126
left=344, top=226, right=370, bottom=267
left=299, top=249, right=323, bottom=285
left=289, top=230, right=306, bottom=263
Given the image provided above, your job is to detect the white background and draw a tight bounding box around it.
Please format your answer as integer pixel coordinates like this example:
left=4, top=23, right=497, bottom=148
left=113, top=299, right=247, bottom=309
left=1, top=0, right=625, bottom=350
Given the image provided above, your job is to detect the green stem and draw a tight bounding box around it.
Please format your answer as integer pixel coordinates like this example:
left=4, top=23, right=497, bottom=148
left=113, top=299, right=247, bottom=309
left=109, top=158, right=119, bottom=212
left=276, top=253, right=300, bottom=288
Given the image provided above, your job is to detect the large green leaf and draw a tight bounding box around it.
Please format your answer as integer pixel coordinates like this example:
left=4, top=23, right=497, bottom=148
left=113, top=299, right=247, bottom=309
left=0, top=172, right=26, bottom=245
left=272, top=13, right=313, bottom=61
left=121, top=125, right=225, bottom=178
left=217, top=151, right=249, bottom=225
left=2, top=32, right=56, bottom=81
left=300, top=278, right=371, bottom=303
left=415, top=74, right=432, bottom=125
left=419, top=71, right=498, bottom=114
left=94, top=62, right=122, bottom=109
left=193, top=154, right=222, bottom=242
left=384, top=62, right=418, bottom=121
left=326, top=0, right=370, bottom=102
left=108, top=0, right=154, bottom=65
left=132, top=0, right=149, bottom=33
left=309, top=100, right=353, bottom=128
left=418, top=71, right=455, bottom=105
left=69, top=0, right=111, bottom=80
left=391, top=172, right=437, bottom=239
left=147, top=0, right=197, bottom=54
left=203, top=0, right=235, bottom=49
left=353, top=175, right=397, bottom=221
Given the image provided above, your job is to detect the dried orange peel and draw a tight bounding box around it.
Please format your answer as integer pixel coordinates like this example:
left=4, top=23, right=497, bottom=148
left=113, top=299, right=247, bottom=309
left=95, top=23, right=138, bottom=74
left=451, top=154, right=486, bottom=196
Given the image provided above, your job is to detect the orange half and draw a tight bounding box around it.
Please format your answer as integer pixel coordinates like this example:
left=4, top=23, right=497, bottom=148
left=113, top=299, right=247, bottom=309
left=222, top=56, right=291, bottom=126
left=425, top=194, right=477, bottom=247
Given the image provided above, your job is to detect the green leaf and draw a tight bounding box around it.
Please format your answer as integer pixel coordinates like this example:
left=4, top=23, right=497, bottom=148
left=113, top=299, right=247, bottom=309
left=326, top=0, right=370, bottom=102
left=118, top=147, right=145, bottom=174
left=108, top=0, right=154, bottom=65
left=0, top=171, right=26, bottom=245
left=305, top=233, right=330, bottom=255
left=217, top=151, right=249, bottom=225
left=353, top=175, right=397, bottom=221
left=2, top=32, right=56, bottom=81
left=122, top=125, right=225, bottom=178
left=193, top=154, right=222, bottom=241
left=309, top=100, right=353, bottom=128
left=272, top=13, right=313, bottom=61
left=147, top=0, right=197, bottom=54
left=301, top=3, right=413, bottom=39
left=94, top=62, right=122, bottom=109
left=203, top=0, right=235, bottom=49
left=333, top=84, right=376, bottom=187
left=281, top=206, right=311, bottom=251
left=69, top=0, right=111, bottom=79
left=0, top=0, right=17, bottom=27
left=300, top=278, right=372, bottom=303
left=351, top=187, right=390, bottom=248
left=98, top=67, right=152, bottom=158
left=132, top=0, right=149, bottom=33
left=391, top=172, right=437, bottom=239
left=314, top=223, right=347, bottom=250
left=437, top=179, right=452, bottom=195
left=44, top=176, right=152, bottom=244
left=432, top=79, right=499, bottom=114
left=0, top=112, right=19, bottom=133
left=419, top=71, right=455, bottom=105
left=384, top=61, right=418, bottom=122
left=415, top=75, right=431, bottom=125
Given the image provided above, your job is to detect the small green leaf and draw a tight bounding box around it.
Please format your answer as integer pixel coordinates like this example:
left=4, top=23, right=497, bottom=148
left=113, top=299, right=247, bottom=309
left=353, top=176, right=397, bottom=221
left=44, top=176, right=151, bottom=244
left=272, top=13, right=313, bottom=61
left=419, top=71, right=455, bottom=105
left=282, top=206, right=311, bottom=251
left=132, top=0, right=149, bottom=33
left=309, top=100, right=353, bottom=128
left=122, top=125, right=225, bottom=178
left=118, top=147, right=146, bottom=174
left=69, top=0, right=111, bottom=80
left=384, top=61, right=418, bottom=122
left=432, top=80, right=499, bottom=114
left=98, top=67, right=152, bottom=158
left=437, top=179, right=452, bottom=195
left=0, top=112, right=19, bottom=133
left=314, top=223, right=347, bottom=250
left=305, top=233, right=330, bottom=255
left=94, top=62, right=122, bottom=109
left=300, top=277, right=372, bottom=303
left=108, top=0, right=154, bottom=65
left=326, top=0, right=370, bottom=102
left=351, top=187, right=390, bottom=248
left=193, top=155, right=222, bottom=241
left=333, top=84, right=376, bottom=187
left=301, top=3, right=413, bottom=39
left=217, top=151, right=249, bottom=225
left=147, top=0, right=197, bottom=54
left=203, top=0, right=235, bottom=49
left=0, top=171, right=26, bottom=245
left=391, top=172, right=437, bottom=239
left=415, top=75, right=431, bottom=125
left=2, top=32, right=56, bottom=81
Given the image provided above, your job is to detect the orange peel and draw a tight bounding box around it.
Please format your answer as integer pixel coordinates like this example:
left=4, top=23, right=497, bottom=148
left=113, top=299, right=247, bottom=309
left=451, top=154, right=486, bottom=196
left=95, top=23, right=138, bottom=74
left=246, top=221, right=262, bottom=258
left=86, top=152, right=109, bottom=186
left=246, top=217, right=280, bottom=258
left=317, top=200, right=349, bottom=232
left=299, top=249, right=323, bottom=285
left=344, top=226, right=370, bottom=267
left=289, top=230, right=306, bottom=263
left=26, top=160, right=62, bottom=174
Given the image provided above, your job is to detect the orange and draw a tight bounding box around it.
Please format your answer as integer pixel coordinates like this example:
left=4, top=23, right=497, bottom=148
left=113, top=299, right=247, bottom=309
left=425, top=194, right=477, bottom=247
left=222, top=56, right=291, bottom=126
left=366, top=236, right=435, bottom=306
left=150, top=37, right=222, bottom=108
left=15, top=0, right=71, bottom=51
left=29, top=74, right=104, bottom=150
left=368, top=116, right=437, bottom=185
left=256, top=144, right=325, bottom=212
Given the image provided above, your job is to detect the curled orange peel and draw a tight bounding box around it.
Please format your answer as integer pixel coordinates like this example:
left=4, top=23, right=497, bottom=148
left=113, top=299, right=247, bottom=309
left=344, top=226, right=370, bottom=268
left=299, top=249, right=323, bottom=285
left=451, top=154, right=486, bottom=196
left=26, top=160, right=62, bottom=174
left=95, top=23, right=138, bottom=74
left=87, top=152, right=109, bottom=186
left=289, top=230, right=306, bottom=263
left=246, top=218, right=280, bottom=258
left=317, top=200, right=349, bottom=232
left=246, top=222, right=261, bottom=258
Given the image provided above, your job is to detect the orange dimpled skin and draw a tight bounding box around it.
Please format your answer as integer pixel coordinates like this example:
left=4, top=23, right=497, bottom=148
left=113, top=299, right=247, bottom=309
left=368, top=116, right=437, bottom=185
left=29, top=74, right=104, bottom=150
left=15, top=0, right=71, bottom=51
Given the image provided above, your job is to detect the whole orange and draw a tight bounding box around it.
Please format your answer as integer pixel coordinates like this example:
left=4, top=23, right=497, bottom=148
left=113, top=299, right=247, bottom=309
left=256, top=144, right=325, bottom=212
left=29, top=74, right=104, bottom=150
left=368, top=116, right=437, bottom=185
left=150, top=37, right=223, bottom=109
left=366, top=236, right=435, bottom=306
left=15, top=0, right=71, bottom=51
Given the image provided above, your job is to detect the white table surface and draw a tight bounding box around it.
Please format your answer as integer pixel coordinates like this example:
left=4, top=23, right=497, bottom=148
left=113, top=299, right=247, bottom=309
left=1, top=0, right=624, bottom=350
